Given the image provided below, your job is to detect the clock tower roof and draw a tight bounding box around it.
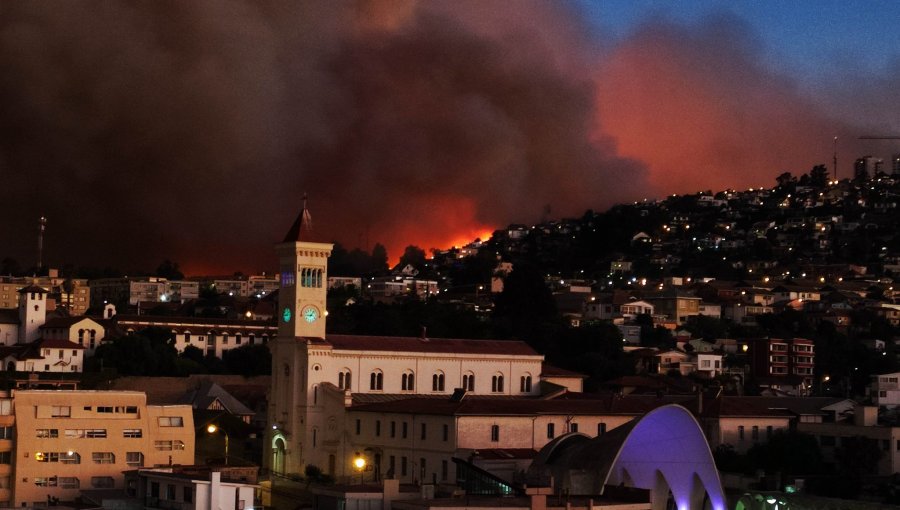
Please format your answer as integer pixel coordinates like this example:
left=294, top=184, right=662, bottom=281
left=282, top=194, right=329, bottom=244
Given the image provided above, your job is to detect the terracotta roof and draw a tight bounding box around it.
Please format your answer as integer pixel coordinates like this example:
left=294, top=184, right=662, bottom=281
left=41, top=316, right=99, bottom=329
left=18, top=285, right=47, bottom=294
left=350, top=394, right=694, bottom=417
left=540, top=363, right=586, bottom=378
left=35, top=337, right=85, bottom=349
left=282, top=198, right=330, bottom=244
left=318, top=334, right=540, bottom=356
left=115, top=315, right=276, bottom=329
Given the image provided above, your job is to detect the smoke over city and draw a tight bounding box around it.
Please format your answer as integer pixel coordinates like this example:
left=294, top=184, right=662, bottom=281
left=0, top=1, right=897, bottom=274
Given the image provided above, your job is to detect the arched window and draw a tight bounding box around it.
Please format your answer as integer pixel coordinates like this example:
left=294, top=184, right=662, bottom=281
left=313, top=385, right=318, bottom=404
left=402, top=371, right=415, bottom=391
left=432, top=372, right=446, bottom=392
left=462, top=372, right=475, bottom=391
left=235, top=333, right=242, bottom=345
left=184, top=331, right=191, bottom=343
left=339, top=370, right=352, bottom=390
left=370, top=370, right=383, bottom=391
left=492, top=374, right=504, bottom=393
left=77, top=329, right=85, bottom=345
left=89, top=330, right=97, bottom=348
left=520, top=374, right=532, bottom=393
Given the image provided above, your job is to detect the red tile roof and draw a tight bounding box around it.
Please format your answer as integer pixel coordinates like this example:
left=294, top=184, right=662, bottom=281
left=320, top=334, right=540, bottom=356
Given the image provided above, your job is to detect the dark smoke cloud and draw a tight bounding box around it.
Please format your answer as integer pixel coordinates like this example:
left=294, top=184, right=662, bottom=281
left=0, top=3, right=897, bottom=275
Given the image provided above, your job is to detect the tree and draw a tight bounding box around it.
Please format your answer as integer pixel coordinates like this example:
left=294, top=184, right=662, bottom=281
left=745, top=429, right=824, bottom=476
left=156, top=259, right=184, bottom=280
left=809, top=164, right=829, bottom=187
left=835, top=435, right=882, bottom=476
left=0, top=257, right=21, bottom=276
left=398, top=245, right=426, bottom=272
left=370, top=243, right=389, bottom=274
left=222, top=344, right=271, bottom=376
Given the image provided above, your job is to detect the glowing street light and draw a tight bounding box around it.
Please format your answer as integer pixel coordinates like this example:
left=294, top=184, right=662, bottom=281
left=207, top=424, right=229, bottom=465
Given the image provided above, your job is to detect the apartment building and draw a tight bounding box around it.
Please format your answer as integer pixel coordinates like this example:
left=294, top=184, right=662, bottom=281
left=0, top=274, right=90, bottom=317
left=114, top=314, right=277, bottom=358
left=748, top=337, right=815, bottom=393
left=2, top=390, right=194, bottom=507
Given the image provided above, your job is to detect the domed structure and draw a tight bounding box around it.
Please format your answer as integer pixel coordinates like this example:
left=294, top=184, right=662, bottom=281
left=528, top=404, right=727, bottom=510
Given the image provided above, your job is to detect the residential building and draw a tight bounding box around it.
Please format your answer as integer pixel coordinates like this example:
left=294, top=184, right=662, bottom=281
left=748, top=338, right=815, bottom=393
left=125, top=466, right=258, bottom=510
left=4, top=390, right=194, bottom=507
left=0, top=274, right=90, bottom=316
left=869, top=372, right=900, bottom=407
left=113, top=313, right=277, bottom=358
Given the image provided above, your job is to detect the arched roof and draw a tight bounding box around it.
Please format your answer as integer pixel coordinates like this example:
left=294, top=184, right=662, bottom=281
left=528, top=404, right=726, bottom=510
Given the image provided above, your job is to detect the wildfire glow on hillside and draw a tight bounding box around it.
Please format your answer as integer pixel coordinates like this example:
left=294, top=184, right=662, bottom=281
left=0, top=1, right=897, bottom=274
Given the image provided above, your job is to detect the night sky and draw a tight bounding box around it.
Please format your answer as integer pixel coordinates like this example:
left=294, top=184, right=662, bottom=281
left=1, top=1, right=898, bottom=275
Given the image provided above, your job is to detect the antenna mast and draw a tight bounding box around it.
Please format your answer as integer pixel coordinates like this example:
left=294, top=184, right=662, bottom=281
left=37, top=216, right=47, bottom=272
left=832, top=137, right=838, bottom=181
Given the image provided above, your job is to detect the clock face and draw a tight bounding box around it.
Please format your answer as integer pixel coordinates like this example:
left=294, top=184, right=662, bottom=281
left=282, top=307, right=292, bottom=323
left=302, top=305, right=319, bottom=323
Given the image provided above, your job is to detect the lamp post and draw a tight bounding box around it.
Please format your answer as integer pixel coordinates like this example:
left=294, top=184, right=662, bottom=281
left=207, top=424, right=229, bottom=465
left=353, top=452, right=366, bottom=484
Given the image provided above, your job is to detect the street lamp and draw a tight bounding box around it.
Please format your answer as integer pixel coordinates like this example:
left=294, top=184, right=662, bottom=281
left=207, top=424, right=229, bottom=465
left=353, top=452, right=366, bottom=484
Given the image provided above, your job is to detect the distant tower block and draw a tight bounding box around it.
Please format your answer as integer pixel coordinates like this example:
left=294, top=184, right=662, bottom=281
left=893, top=153, right=900, bottom=175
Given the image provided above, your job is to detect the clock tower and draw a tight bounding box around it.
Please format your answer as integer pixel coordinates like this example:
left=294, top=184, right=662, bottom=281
left=269, top=196, right=334, bottom=476
left=275, top=196, right=332, bottom=340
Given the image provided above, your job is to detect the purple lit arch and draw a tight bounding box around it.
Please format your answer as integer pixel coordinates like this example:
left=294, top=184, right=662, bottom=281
left=530, top=404, right=727, bottom=510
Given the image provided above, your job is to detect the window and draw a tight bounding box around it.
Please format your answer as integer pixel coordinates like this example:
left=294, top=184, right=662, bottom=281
left=126, top=452, right=144, bottom=467
left=433, top=372, right=445, bottom=391
left=421, top=423, right=427, bottom=440
left=401, top=456, right=408, bottom=476
left=751, top=426, right=759, bottom=441
left=0, top=452, right=9, bottom=464
left=547, top=423, right=555, bottom=439
left=443, top=424, right=449, bottom=442
left=389, top=456, right=396, bottom=476
left=91, top=477, right=114, bottom=488
left=402, top=371, right=415, bottom=391
left=312, top=428, right=317, bottom=447
left=462, top=373, right=475, bottom=391
left=339, top=371, right=352, bottom=390
left=97, top=406, right=114, bottom=413
left=391, top=421, right=396, bottom=438
left=375, top=420, right=381, bottom=437
left=370, top=371, right=384, bottom=390
left=491, top=425, right=499, bottom=442
left=184, top=486, right=193, bottom=503
left=86, top=429, right=107, bottom=438
left=492, top=374, right=504, bottom=393
left=520, top=375, right=532, bottom=393
left=0, top=400, right=11, bottom=415
left=92, top=452, right=115, bottom=464
left=766, top=426, right=773, bottom=439
left=35, top=477, right=57, bottom=487
left=61, top=452, right=80, bottom=464
left=36, top=429, right=58, bottom=438
left=51, top=406, right=70, bottom=417
left=402, top=422, right=408, bottom=439
left=738, top=426, right=745, bottom=441
left=154, top=440, right=186, bottom=451
left=598, top=423, right=607, bottom=436
left=355, top=419, right=361, bottom=435
left=442, top=460, right=448, bottom=481
left=59, top=477, right=79, bottom=489
left=158, top=416, right=184, bottom=427
left=123, top=429, right=142, bottom=438
left=570, top=423, right=578, bottom=433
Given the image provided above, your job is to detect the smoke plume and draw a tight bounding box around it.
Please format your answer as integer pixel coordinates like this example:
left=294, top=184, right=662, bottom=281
left=0, top=2, right=896, bottom=274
